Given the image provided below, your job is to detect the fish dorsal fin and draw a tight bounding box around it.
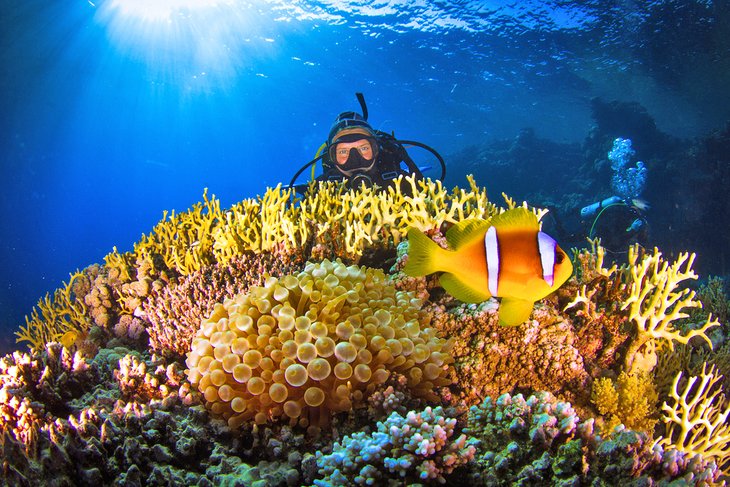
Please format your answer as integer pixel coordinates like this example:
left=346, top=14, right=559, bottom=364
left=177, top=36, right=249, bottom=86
left=445, top=218, right=492, bottom=250
left=490, top=207, right=539, bottom=231
left=440, top=273, right=490, bottom=303
left=499, top=298, right=535, bottom=326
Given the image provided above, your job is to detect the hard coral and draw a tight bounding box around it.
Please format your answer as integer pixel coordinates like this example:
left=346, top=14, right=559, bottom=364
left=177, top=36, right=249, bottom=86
left=465, top=391, right=722, bottom=485
left=622, top=247, right=720, bottom=372
left=145, top=252, right=303, bottom=358
left=314, top=405, right=475, bottom=486
left=427, top=299, right=589, bottom=407
left=657, top=364, right=730, bottom=475
left=15, top=271, right=90, bottom=350
left=185, top=259, right=453, bottom=430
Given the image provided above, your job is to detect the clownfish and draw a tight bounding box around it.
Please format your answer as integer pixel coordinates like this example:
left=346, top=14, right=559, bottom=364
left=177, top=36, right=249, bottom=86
left=403, top=207, right=573, bottom=326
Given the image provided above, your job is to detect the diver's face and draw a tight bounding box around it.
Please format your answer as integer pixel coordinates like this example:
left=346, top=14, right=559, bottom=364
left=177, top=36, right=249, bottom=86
left=335, top=139, right=374, bottom=165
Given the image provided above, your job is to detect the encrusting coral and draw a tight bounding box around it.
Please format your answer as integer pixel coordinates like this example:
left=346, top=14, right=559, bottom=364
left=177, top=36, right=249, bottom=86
left=185, top=259, right=453, bottom=430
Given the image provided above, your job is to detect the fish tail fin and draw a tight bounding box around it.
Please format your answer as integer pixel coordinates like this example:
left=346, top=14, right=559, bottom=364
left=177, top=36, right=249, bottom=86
left=403, top=228, right=445, bottom=277
left=499, top=298, right=535, bottom=326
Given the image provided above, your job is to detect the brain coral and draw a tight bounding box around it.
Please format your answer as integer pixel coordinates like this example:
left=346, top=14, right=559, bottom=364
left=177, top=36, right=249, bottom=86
left=185, top=259, right=453, bottom=430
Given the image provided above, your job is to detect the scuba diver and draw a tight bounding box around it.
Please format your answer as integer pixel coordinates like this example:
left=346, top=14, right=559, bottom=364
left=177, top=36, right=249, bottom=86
left=580, top=195, right=650, bottom=254
left=288, top=93, right=446, bottom=193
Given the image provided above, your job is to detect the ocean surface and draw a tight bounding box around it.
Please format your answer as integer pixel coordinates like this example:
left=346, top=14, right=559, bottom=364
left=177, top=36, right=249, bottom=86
left=1, top=0, right=729, bottom=355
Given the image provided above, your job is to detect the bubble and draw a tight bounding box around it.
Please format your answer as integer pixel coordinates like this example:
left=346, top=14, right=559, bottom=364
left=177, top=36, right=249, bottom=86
left=197, top=356, right=214, bottom=373
left=307, top=358, right=332, bottom=381
left=296, top=316, right=312, bottom=331
left=222, top=353, right=241, bottom=373
left=269, top=383, right=288, bottom=403
left=282, top=340, right=299, bottom=359
left=231, top=397, right=246, bottom=413
left=353, top=364, right=372, bottom=382
left=334, top=362, right=352, bottom=380
left=210, top=369, right=227, bottom=387
left=386, top=338, right=403, bottom=356
left=336, top=321, right=355, bottom=340
left=349, top=333, right=368, bottom=350
left=218, top=384, right=234, bottom=402
left=247, top=377, right=265, bottom=395
left=334, top=342, right=357, bottom=363
left=204, top=385, right=219, bottom=402
left=310, top=322, right=328, bottom=338
left=231, top=337, right=250, bottom=355
left=232, top=364, right=252, bottom=383
left=315, top=337, right=336, bottom=357
left=424, top=363, right=442, bottom=381
left=413, top=344, right=430, bottom=363
left=273, top=285, right=289, bottom=302
left=283, top=400, right=302, bottom=418
left=297, top=343, right=318, bottom=363
left=278, top=315, right=295, bottom=331
left=304, top=387, right=325, bottom=407
left=285, top=364, right=308, bottom=387
left=235, top=315, right=255, bottom=333
left=243, top=350, right=263, bottom=368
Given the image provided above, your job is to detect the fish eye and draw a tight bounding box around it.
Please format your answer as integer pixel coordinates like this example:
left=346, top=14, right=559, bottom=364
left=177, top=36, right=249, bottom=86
left=555, top=251, right=565, bottom=264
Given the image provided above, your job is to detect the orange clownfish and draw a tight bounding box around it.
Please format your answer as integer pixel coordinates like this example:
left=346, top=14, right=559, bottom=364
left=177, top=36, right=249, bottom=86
left=403, top=207, right=573, bottom=326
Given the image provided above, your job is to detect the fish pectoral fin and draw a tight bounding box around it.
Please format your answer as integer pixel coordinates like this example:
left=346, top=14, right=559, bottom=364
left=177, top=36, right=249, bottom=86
left=439, top=273, right=490, bottom=303
left=498, top=298, right=535, bottom=326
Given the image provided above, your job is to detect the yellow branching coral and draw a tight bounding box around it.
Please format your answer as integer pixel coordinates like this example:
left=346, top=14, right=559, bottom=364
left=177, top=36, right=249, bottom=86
left=15, top=271, right=90, bottom=349
left=185, top=259, right=453, bottom=430
left=656, top=364, right=730, bottom=473
left=621, top=247, right=720, bottom=372
left=591, top=371, right=659, bottom=435
left=213, top=175, right=498, bottom=262
left=134, top=188, right=222, bottom=276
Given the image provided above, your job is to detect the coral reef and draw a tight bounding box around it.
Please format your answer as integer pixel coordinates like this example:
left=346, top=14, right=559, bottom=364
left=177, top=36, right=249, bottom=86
left=4, top=177, right=730, bottom=485
left=185, top=259, right=453, bottom=430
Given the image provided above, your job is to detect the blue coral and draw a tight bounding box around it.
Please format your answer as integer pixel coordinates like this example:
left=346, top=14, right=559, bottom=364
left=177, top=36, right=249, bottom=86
left=314, top=406, right=476, bottom=486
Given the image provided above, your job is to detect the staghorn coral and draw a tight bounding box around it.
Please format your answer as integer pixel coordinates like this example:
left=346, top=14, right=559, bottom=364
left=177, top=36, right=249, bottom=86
left=314, top=405, right=476, bottom=486
left=590, top=371, right=659, bottom=435
left=185, top=259, right=453, bottom=430
left=465, top=391, right=722, bottom=485
left=656, top=364, right=730, bottom=474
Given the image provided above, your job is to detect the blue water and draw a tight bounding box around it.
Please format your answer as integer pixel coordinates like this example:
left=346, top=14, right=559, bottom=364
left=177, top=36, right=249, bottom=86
left=2, top=0, right=729, bottom=354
